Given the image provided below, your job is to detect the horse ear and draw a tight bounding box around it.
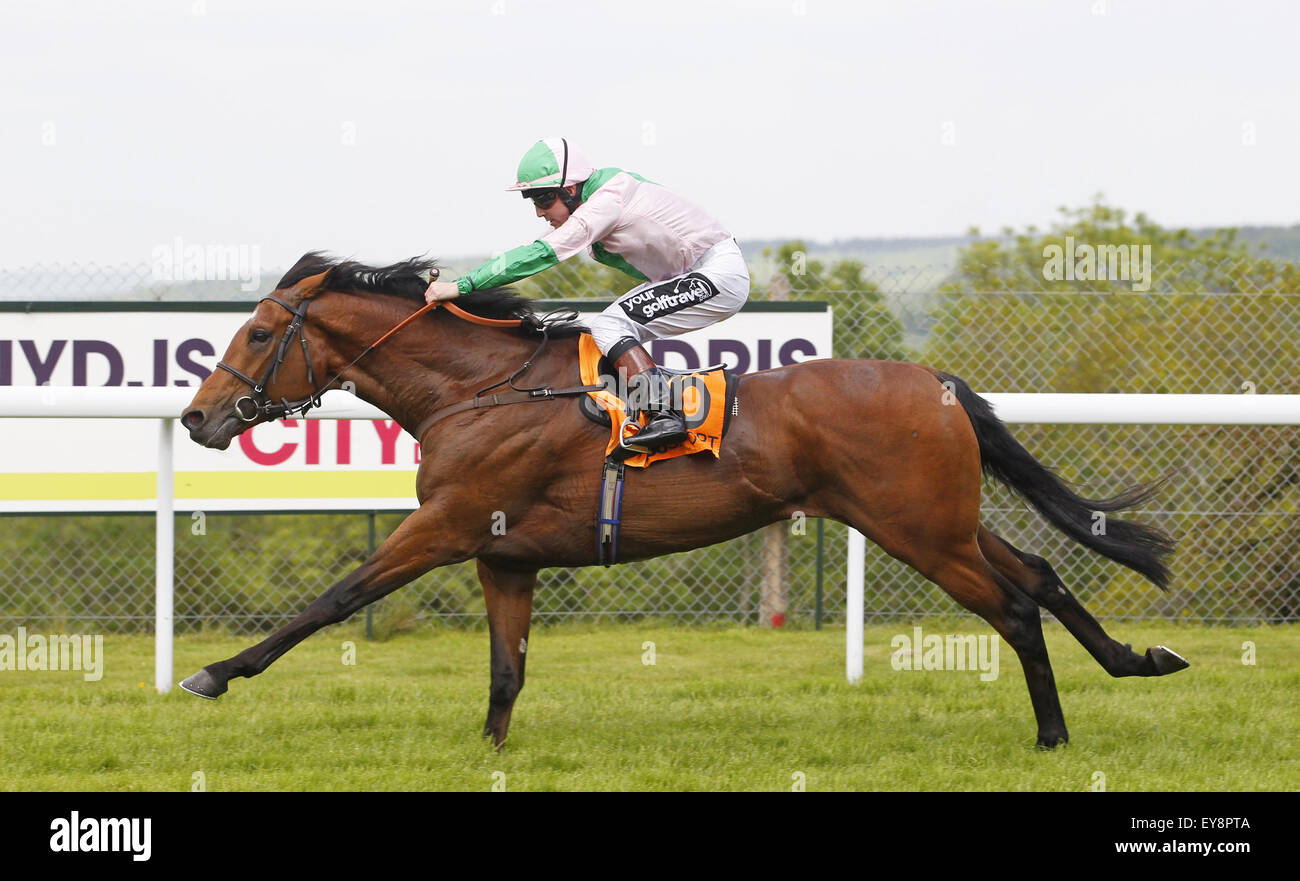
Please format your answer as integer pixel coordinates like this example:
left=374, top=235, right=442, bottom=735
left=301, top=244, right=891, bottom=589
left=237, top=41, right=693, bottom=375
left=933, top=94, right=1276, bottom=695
left=293, top=269, right=332, bottom=298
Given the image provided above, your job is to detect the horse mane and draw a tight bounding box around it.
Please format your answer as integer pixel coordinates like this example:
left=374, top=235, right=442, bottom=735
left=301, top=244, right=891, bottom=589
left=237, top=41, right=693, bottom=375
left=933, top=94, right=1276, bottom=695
left=277, top=251, right=586, bottom=337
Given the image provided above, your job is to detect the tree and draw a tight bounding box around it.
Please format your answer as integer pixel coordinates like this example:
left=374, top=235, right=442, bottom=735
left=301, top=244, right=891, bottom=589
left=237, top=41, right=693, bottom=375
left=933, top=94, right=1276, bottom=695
left=754, top=240, right=909, bottom=362
left=925, top=197, right=1300, bottom=622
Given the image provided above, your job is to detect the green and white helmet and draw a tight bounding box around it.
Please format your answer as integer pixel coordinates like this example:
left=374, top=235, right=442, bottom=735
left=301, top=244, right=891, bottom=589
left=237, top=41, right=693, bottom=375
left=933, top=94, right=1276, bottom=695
left=506, top=137, right=595, bottom=191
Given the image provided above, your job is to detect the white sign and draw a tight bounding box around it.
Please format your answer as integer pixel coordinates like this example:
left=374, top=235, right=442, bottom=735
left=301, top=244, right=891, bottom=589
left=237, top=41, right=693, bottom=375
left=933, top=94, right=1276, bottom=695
left=0, top=303, right=832, bottom=512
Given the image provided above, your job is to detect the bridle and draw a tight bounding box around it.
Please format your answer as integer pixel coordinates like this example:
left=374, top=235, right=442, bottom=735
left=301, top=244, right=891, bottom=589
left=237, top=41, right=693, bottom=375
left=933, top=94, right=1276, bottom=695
left=214, top=287, right=593, bottom=431
left=216, top=294, right=323, bottom=422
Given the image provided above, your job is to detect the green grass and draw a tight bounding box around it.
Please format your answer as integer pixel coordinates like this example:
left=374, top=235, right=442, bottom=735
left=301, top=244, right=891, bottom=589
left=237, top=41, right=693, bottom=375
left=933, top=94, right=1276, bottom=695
left=2, top=620, right=1296, bottom=791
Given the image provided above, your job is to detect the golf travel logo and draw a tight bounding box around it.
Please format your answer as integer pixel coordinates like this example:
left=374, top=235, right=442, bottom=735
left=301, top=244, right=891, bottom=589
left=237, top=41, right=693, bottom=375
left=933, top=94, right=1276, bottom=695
left=619, top=273, right=719, bottom=325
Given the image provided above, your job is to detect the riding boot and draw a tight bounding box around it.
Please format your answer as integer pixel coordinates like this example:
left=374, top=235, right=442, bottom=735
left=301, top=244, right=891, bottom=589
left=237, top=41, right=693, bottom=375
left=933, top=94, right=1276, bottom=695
left=610, top=340, right=688, bottom=450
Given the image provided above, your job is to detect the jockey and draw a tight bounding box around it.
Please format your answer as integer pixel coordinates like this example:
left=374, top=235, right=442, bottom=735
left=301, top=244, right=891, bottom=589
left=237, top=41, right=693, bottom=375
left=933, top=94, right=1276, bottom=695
left=424, top=137, right=749, bottom=449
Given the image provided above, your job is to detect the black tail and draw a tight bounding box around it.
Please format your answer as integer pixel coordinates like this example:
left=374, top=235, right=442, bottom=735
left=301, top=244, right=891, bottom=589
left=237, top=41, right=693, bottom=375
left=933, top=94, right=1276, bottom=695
left=934, top=371, right=1176, bottom=590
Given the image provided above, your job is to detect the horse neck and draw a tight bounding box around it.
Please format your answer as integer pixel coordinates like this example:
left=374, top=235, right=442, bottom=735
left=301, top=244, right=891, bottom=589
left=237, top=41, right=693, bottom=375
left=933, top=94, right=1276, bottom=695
left=314, top=297, right=575, bottom=437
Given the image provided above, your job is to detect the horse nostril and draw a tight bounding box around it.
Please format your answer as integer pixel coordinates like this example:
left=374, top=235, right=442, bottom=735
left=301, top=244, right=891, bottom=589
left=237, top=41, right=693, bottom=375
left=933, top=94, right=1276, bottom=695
left=182, top=409, right=205, bottom=431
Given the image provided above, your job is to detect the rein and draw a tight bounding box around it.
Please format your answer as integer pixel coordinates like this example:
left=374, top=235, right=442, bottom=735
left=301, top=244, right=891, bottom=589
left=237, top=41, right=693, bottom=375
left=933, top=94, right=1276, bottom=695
left=411, top=303, right=605, bottom=441
left=217, top=292, right=600, bottom=437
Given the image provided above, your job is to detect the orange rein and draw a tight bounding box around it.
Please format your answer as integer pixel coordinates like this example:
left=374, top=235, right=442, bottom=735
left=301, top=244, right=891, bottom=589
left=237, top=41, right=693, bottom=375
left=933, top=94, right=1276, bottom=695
left=368, top=298, right=524, bottom=350
left=441, top=300, right=528, bottom=328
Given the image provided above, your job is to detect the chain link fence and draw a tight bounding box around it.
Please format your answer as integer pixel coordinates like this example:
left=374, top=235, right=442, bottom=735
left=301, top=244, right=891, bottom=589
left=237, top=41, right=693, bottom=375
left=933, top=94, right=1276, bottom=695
left=2, top=251, right=1298, bottom=632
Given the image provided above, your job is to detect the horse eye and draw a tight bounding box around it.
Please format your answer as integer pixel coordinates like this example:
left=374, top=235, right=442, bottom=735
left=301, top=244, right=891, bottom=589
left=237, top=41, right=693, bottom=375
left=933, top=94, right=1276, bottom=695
left=250, top=329, right=272, bottom=343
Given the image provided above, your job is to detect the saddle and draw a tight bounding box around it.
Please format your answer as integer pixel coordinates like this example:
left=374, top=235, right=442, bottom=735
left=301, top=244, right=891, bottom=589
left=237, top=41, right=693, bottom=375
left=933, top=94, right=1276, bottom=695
left=576, top=334, right=738, bottom=468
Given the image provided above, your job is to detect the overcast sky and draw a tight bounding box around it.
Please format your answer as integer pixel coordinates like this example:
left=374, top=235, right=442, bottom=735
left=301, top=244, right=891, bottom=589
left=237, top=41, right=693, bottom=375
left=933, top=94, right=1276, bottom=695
left=3, top=0, right=1297, bottom=270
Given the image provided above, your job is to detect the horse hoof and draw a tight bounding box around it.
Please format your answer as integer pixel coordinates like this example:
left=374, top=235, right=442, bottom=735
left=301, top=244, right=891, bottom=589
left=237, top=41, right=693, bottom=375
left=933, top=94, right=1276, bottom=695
left=179, top=668, right=227, bottom=699
left=1036, top=731, right=1069, bottom=749
left=1147, top=645, right=1189, bottom=676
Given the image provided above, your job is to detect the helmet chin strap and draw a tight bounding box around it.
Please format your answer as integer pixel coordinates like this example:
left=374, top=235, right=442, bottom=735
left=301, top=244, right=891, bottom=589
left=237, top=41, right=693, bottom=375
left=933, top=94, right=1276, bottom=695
left=559, top=185, right=582, bottom=213
left=557, top=137, right=583, bottom=212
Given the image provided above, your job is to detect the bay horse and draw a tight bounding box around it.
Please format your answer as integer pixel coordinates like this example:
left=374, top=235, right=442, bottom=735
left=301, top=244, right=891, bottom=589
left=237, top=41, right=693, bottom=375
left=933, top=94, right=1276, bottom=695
left=178, top=252, right=1188, bottom=750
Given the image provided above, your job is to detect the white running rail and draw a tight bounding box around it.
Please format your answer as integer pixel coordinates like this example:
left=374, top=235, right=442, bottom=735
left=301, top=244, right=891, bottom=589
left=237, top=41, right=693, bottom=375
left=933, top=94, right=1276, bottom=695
left=1, top=388, right=1297, bottom=690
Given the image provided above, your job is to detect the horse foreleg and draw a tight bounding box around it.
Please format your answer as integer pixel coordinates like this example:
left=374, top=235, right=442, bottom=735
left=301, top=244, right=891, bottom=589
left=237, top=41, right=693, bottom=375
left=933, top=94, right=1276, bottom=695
left=978, top=526, right=1189, bottom=678
left=179, top=504, right=466, bottom=699
left=477, top=560, right=537, bottom=750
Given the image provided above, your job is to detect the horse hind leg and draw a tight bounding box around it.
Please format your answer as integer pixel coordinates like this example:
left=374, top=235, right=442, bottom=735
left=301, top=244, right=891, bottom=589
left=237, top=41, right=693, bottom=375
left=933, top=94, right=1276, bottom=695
left=476, top=560, right=537, bottom=751
left=917, top=544, right=1072, bottom=748
left=852, top=511, right=1072, bottom=748
left=977, top=525, right=1189, bottom=678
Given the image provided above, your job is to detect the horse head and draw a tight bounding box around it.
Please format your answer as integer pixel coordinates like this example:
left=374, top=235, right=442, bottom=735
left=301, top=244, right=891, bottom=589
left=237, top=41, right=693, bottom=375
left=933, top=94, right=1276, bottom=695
left=181, top=260, right=341, bottom=450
